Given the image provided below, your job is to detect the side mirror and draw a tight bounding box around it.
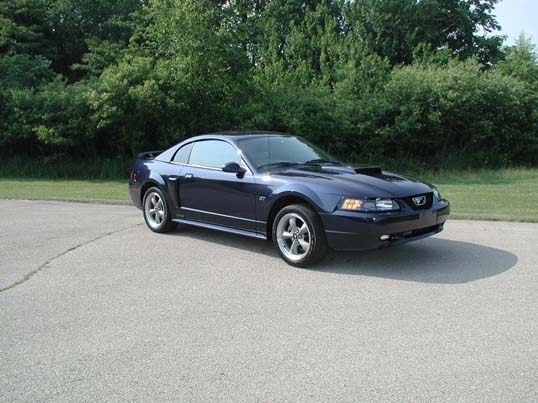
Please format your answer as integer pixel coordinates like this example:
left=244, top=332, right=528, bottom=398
left=222, top=161, right=247, bottom=177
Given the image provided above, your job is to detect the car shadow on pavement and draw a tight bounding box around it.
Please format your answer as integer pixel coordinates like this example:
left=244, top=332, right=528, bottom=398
left=319, top=238, right=518, bottom=284
left=167, top=227, right=518, bottom=284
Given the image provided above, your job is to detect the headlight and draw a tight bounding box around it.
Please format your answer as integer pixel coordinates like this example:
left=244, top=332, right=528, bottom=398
left=341, top=198, right=400, bottom=212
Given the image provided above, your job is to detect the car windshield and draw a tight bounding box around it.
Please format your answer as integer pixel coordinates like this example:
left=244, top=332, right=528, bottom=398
left=238, top=136, right=340, bottom=171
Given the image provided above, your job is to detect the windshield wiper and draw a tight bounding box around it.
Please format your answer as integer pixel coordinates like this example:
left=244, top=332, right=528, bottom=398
left=304, top=158, right=342, bottom=165
left=257, top=161, right=300, bottom=171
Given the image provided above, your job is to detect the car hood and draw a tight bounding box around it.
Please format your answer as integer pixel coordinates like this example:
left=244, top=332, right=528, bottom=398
left=271, top=165, right=433, bottom=198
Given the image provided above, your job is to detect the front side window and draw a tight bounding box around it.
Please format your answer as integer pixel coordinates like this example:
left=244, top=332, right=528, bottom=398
left=189, top=140, right=241, bottom=168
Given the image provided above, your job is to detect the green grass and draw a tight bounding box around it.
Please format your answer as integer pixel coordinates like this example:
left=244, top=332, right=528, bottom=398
left=421, top=168, right=538, bottom=223
left=0, top=179, right=130, bottom=204
left=0, top=168, right=537, bottom=223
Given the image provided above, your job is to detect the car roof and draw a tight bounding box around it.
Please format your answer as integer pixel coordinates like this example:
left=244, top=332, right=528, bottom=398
left=190, top=131, right=292, bottom=141
left=156, top=131, right=295, bottom=162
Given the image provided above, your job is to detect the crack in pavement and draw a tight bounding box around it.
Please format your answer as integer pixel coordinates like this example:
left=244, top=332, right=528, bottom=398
left=0, top=223, right=143, bottom=293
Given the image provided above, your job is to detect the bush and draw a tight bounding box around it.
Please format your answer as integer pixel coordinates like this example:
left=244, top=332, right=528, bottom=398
left=1, top=0, right=537, bottom=170
left=1, top=78, right=97, bottom=156
left=354, top=60, right=538, bottom=167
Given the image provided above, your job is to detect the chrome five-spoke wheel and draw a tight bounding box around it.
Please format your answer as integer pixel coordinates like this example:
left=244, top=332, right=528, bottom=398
left=272, top=204, right=328, bottom=266
left=145, top=191, right=166, bottom=228
left=143, top=187, right=175, bottom=233
left=276, top=213, right=312, bottom=262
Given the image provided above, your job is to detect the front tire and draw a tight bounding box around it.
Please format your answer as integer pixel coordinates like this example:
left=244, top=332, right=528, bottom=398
left=143, top=187, right=176, bottom=233
left=272, top=204, right=328, bottom=267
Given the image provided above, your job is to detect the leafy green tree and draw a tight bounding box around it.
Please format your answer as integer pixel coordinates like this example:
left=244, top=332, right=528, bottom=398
left=362, top=60, right=538, bottom=166
left=344, top=0, right=420, bottom=65
left=0, top=0, right=537, bottom=169
left=73, top=39, right=127, bottom=77
left=343, top=0, right=503, bottom=65
left=92, top=0, right=256, bottom=153
left=0, top=55, right=56, bottom=150
left=283, top=0, right=345, bottom=85
left=417, top=0, right=503, bottom=65
left=498, top=34, right=538, bottom=87
left=0, top=54, right=54, bottom=90
left=1, top=78, right=97, bottom=155
left=0, top=0, right=55, bottom=58
left=47, top=0, right=142, bottom=77
left=91, top=56, right=171, bottom=154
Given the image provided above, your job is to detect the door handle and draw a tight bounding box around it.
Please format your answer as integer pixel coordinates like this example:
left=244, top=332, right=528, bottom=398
left=184, top=173, right=194, bottom=180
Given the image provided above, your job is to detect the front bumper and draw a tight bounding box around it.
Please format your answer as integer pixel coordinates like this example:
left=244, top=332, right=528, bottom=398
left=320, top=200, right=450, bottom=251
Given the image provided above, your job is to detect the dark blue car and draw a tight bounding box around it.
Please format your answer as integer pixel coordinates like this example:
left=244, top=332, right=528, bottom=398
left=129, top=132, right=450, bottom=266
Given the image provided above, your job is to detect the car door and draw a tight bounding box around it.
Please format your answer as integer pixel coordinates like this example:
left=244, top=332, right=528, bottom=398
left=178, top=139, right=258, bottom=232
left=165, top=141, right=193, bottom=216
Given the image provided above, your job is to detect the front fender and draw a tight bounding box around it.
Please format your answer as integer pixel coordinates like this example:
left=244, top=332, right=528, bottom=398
left=263, top=182, right=342, bottom=217
left=256, top=182, right=341, bottom=236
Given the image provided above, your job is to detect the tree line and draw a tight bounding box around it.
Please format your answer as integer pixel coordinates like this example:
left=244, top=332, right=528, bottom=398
left=1, top=0, right=537, bottom=168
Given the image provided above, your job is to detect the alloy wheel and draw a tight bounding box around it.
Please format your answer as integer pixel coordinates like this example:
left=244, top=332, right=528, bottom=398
left=144, top=191, right=166, bottom=229
left=276, top=212, right=312, bottom=262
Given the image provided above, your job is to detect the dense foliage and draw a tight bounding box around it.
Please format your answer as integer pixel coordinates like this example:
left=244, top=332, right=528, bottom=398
left=1, top=0, right=537, bottom=168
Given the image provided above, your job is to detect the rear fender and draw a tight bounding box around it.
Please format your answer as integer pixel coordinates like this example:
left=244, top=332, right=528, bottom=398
left=138, top=165, right=175, bottom=211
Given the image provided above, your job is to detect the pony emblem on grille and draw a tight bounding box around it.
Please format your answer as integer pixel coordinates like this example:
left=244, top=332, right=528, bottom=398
left=412, top=195, right=427, bottom=206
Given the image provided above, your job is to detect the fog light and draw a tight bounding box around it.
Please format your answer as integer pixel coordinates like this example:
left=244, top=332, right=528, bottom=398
left=380, top=235, right=391, bottom=241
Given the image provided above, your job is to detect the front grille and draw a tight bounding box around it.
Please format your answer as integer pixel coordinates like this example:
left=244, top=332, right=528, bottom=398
left=402, top=192, right=434, bottom=210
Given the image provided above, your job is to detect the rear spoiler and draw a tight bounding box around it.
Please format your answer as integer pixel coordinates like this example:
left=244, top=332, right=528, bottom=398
left=137, top=150, right=163, bottom=160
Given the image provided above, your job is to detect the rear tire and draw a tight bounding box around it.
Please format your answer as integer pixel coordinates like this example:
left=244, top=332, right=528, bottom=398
left=143, top=187, right=176, bottom=233
left=272, top=204, right=328, bottom=267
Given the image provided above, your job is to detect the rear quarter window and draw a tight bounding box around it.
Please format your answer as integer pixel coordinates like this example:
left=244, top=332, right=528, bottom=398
left=172, top=142, right=193, bottom=164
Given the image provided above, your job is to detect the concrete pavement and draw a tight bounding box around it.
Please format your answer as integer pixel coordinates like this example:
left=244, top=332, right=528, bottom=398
left=1, top=200, right=537, bottom=402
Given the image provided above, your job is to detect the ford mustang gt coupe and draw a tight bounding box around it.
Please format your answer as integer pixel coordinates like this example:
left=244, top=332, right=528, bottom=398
left=129, top=132, right=450, bottom=266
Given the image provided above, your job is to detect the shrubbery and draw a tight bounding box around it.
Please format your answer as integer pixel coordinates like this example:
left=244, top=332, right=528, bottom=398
left=361, top=61, right=538, bottom=166
left=0, top=0, right=537, bottom=169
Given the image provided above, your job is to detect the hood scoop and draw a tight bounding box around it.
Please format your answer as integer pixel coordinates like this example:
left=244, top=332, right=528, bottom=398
left=319, top=165, right=384, bottom=176
left=354, top=166, right=383, bottom=176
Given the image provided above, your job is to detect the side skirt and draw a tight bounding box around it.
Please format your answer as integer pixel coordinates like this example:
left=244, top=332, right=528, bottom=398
left=173, top=218, right=267, bottom=240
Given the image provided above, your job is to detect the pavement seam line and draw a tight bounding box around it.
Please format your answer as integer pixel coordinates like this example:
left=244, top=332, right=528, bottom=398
left=0, top=223, right=143, bottom=293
